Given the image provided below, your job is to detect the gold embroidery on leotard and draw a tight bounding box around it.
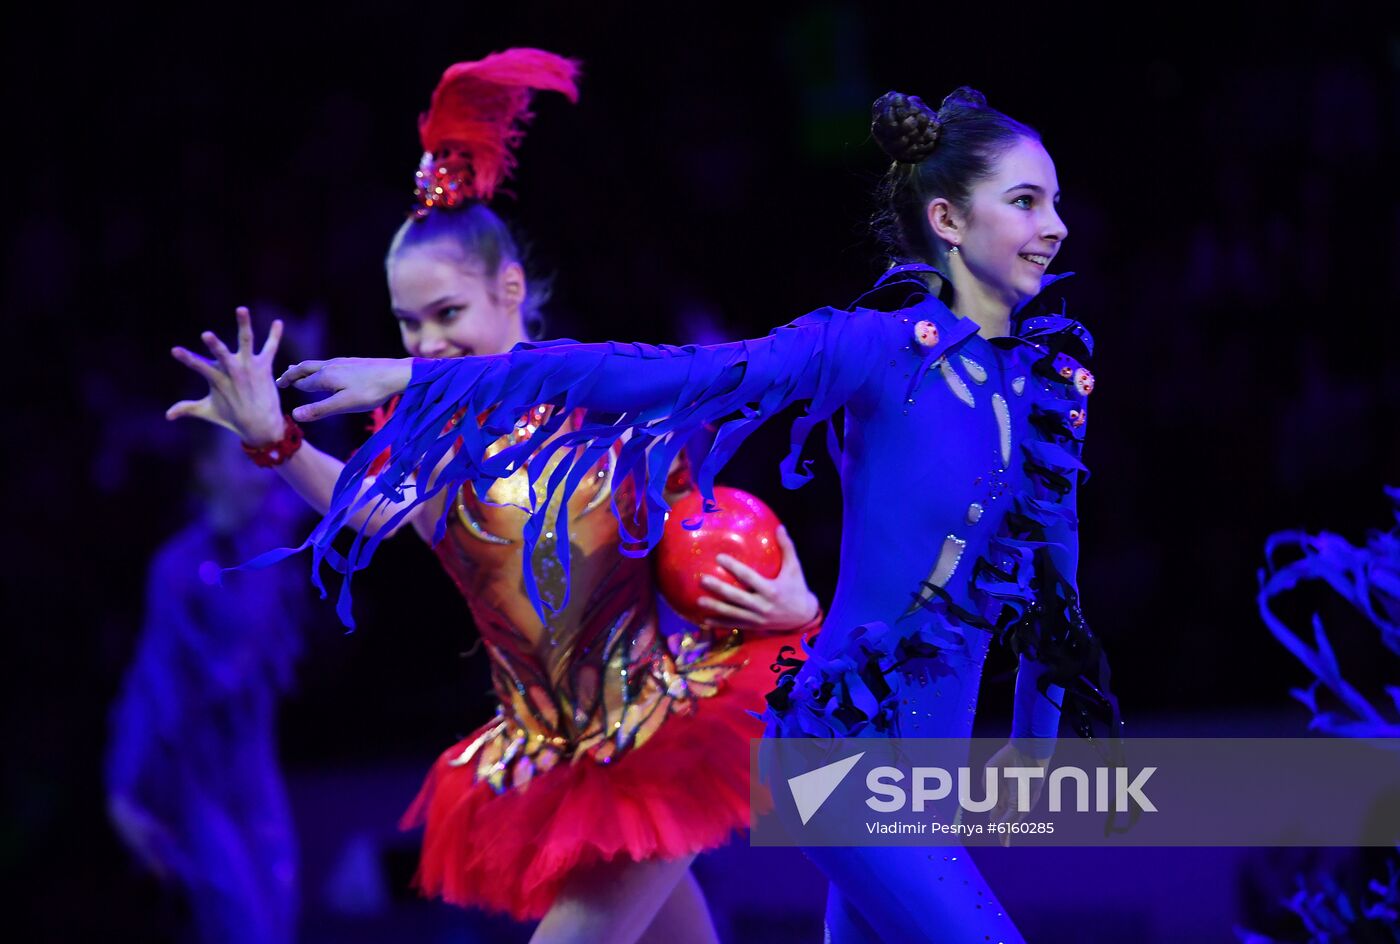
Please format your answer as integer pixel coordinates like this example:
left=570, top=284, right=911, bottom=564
left=434, top=407, right=745, bottom=793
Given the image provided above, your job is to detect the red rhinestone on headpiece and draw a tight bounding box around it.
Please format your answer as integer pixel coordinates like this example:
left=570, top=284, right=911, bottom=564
left=413, top=149, right=473, bottom=220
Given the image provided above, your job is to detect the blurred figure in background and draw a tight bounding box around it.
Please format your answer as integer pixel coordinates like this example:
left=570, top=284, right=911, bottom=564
left=106, top=426, right=311, bottom=944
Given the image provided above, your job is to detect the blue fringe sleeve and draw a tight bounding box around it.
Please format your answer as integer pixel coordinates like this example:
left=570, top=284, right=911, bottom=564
left=307, top=306, right=886, bottom=626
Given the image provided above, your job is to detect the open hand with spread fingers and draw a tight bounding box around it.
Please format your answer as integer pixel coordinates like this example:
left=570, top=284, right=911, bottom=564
left=276, top=357, right=413, bottom=422
left=697, top=525, right=820, bottom=633
left=167, top=306, right=286, bottom=445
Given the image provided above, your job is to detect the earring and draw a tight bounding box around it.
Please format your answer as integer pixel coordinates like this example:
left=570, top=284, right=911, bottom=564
left=948, top=244, right=960, bottom=255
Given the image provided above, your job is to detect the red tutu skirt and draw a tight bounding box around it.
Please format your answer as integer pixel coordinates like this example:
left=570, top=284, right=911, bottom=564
left=401, top=630, right=800, bottom=920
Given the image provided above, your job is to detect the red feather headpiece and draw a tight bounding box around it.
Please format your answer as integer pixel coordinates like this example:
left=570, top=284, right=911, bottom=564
left=412, top=48, right=581, bottom=217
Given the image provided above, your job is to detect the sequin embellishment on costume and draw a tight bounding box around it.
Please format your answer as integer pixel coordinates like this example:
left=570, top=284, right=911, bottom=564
left=432, top=407, right=743, bottom=792
left=939, top=358, right=976, bottom=408
left=959, top=355, right=988, bottom=384
left=991, top=393, right=1012, bottom=469
left=904, top=534, right=969, bottom=617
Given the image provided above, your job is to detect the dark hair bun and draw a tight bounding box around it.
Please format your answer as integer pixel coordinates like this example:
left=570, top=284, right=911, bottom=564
left=940, top=86, right=988, bottom=113
left=871, top=91, right=941, bottom=163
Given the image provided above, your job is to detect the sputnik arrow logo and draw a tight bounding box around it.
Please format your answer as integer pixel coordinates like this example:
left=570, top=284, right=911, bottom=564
left=787, top=752, right=865, bottom=825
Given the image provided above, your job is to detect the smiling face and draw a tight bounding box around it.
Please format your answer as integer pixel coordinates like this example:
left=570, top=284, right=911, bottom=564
left=386, top=243, right=527, bottom=358
left=929, top=135, right=1068, bottom=312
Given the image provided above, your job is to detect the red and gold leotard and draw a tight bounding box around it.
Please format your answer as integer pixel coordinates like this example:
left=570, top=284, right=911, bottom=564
left=430, top=404, right=746, bottom=789
left=397, top=404, right=804, bottom=919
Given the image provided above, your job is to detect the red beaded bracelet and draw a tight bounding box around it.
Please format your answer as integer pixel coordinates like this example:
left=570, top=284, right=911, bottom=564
left=241, top=416, right=304, bottom=468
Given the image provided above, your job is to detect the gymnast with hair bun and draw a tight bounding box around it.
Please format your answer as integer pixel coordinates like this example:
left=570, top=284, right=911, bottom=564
left=275, top=86, right=1122, bottom=942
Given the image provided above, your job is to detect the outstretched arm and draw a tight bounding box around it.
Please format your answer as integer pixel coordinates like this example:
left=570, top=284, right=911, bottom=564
left=277, top=328, right=817, bottom=422
left=278, top=308, right=888, bottom=625
left=168, top=307, right=434, bottom=539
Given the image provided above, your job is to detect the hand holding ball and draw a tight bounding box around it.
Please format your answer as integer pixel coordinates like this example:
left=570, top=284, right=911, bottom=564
left=655, top=486, right=783, bottom=626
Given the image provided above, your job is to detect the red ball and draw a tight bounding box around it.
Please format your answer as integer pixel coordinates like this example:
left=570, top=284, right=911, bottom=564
left=655, top=485, right=784, bottom=625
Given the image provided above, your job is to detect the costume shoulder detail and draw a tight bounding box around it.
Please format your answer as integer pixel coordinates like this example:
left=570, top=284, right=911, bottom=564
left=1018, top=314, right=1095, bottom=360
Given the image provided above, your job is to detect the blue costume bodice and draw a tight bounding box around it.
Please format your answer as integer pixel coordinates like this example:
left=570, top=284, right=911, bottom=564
left=825, top=295, right=1065, bottom=645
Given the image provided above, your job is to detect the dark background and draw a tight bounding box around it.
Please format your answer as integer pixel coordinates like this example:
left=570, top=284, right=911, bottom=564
left=6, top=3, right=1398, bottom=940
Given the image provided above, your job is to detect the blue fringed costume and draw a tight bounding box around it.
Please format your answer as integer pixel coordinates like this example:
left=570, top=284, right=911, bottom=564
left=306, top=267, right=1120, bottom=942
